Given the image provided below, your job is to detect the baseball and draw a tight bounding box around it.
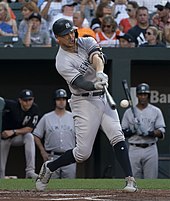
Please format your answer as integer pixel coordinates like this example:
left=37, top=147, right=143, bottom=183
left=120, top=99, right=129, bottom=108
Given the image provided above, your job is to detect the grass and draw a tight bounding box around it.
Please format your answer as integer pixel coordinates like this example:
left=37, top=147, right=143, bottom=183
left=0, top=179, right=170, bottom=191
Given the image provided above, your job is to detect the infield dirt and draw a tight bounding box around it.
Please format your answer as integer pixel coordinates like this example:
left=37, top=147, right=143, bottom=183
left=0, top=189, right=169, bottom=201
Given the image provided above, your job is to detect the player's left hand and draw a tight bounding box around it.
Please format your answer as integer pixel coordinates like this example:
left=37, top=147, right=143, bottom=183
left=94, top=81, right=108, bottom=90
left=96, top=71, right=108, bottom=82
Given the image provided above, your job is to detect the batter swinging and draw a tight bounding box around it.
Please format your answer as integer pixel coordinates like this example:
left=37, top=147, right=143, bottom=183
left=35, top=18, right=138, bottom=192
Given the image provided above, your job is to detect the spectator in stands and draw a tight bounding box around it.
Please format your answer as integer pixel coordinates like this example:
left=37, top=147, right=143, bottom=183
left=127, top=6, right=149, bottom=46
left=0, top=89, right=39, bottom=179
left=95, top=14, right=122, bottom=47
left=18, top=1, right=48, bottom=41
left=119, top=1, right=138, bottom=33
left=152, top=1, right=170, bottom=31
left=0, top=2, right=18, bottom=36
left=117, top=33, right=135, bottom=47
left=23, top=12, right=51, bottom=47
left=128, top=0, right=160, bottom=15
left=51, top=0, right=89, bottom=31
left=3, top=0, right=16, bottom=20
left=162, top=12, right=170, bottom=47
left=113, top=0, right=129, bottom=25
left=40, top=0, right=62, bottom=29
left=90, top=2, right=113, bottom=33
left=80, top=0, right=97, bottom=25
left=139, top=25, right=166, bottom=47
left=96, top=0, right=114, bottom=7
left=73, top=10, right=96, bottom=39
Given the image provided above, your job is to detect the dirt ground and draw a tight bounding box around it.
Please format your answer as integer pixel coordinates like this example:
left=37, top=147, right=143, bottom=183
left=0, top=189, right=169, bottom=201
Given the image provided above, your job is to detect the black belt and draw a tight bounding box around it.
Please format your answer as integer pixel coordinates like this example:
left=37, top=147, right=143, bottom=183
left=130, top=143, right=155, bottom=148
left=73, top=91, right=105, bottom=97
left=46, top=151, right=65, bottom=155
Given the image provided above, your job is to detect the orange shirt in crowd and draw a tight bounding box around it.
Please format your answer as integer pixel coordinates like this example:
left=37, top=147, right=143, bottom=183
left=77, top=27, right=96, bottom=39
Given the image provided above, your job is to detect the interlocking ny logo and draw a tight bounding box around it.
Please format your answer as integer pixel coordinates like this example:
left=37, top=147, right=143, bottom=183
left=65, top=22, right=71, bottom=29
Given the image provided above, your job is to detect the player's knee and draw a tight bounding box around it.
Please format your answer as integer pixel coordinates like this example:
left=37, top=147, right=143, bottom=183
left=110, top=130, right=125, bottom=146
left=23, top=133, right=34, bottom=142
left=73, top=148, right=91, bottom=163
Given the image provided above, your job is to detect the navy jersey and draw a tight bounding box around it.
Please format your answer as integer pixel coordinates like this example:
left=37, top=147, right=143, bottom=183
left=2, top=99, right=39, bottom=131
left=127, top=25, right=147, bottom=46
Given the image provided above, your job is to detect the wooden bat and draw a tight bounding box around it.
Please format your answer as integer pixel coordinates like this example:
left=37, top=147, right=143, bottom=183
left=104, top=85, right=116, bottom=110
left=122, top=80, right=148, bottom=135
left=122, top=80, right=138, bottom=122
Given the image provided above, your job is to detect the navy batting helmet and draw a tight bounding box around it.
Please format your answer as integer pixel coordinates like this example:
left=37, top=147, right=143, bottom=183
left=136, top=83, right=150, bottom=94
left=54, top=89, right=67, bottom=99
left=52, top=18, right=76, bottom=36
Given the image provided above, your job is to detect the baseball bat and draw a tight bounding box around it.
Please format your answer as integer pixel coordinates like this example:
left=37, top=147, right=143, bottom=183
left=122, top=80, right=148, bottom=135
left=104, top=85, right=116, bottom=110
left=122, top=80, right=137, bottom=120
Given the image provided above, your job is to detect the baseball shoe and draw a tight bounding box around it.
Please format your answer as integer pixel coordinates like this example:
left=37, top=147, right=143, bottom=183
left=123, top=176, right=138, bottom=192
left=26, top=171, right=38, bottom=179
left=36, top=161, right=53, bottom=191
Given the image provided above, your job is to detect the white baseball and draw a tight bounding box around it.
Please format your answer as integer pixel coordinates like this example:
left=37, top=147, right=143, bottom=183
left=120, top=99, right=129, bottom=108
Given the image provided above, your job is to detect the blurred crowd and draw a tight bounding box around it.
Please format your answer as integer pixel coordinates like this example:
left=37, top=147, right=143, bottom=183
left=1, top=0, right=170, bottom=47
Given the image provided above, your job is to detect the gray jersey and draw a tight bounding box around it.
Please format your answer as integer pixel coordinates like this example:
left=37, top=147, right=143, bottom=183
left=122, top=103, right=165, bottom=144
left=56, top=37, right=102, bottom=94
left=33, top=110, right=75, bottom=152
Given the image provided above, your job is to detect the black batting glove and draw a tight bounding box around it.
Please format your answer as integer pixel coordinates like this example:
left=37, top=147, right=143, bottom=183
left=148, top=131, right=155, bottom=137
left=122, top=129, right=136, bottom=138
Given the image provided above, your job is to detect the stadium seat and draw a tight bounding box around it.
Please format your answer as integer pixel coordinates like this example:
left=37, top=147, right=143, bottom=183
left=0, top=36, right=24, bottom=47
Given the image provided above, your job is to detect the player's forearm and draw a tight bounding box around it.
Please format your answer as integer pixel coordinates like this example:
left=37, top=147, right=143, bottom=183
left=73, top=75, right=95, bottom=91
left=13, top=127, right=33, bottom=135
left=92, top=54, right=104, bottom=73
left=34, top=136, right=45, bottom=153
left=23, top=28, right=32, bottom=47
left=41, top=1, right=51, bottom=19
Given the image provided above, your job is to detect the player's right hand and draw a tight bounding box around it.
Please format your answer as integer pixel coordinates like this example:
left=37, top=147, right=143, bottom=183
left=94, top=81, right=108, bottom=90
left=96, top=71, right=108, bottom=83
left=1, top=130, right=15, bottom=139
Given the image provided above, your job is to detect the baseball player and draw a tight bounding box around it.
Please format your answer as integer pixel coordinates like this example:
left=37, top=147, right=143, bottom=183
left=122, top=83, right=165, bottom=178
left=36, top=18, right=137, bottom=192
left=0, top=89, right=39, bottom=178
left=33, top=89, right=76, bottom=179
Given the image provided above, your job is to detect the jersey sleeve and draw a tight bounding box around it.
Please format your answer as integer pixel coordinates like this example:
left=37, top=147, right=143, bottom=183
left=33, top=115, right=46, bottom=139
left=56, top=55, right=82, bottom=85
left=155, top=108, right=166, bottom=133
left=26, top=105, right=39, bottom=129
left=79, top=37, right=103, bottom=64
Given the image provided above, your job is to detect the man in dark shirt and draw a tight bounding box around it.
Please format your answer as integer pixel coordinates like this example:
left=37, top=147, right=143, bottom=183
left=0, top=89, right=39, bottom=179
left=127, top=6, right=149, bottom=46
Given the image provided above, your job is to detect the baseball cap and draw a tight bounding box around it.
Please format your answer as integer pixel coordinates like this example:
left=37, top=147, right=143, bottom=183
left=165, top=2, right=170, bottom=9
left=28, top=12, right=41, bottom=22
left=116, top=33, right=135, bottom=43
left=19, top=89, right=34, bottom=100
left=62, top=0, right=77, bottom=7
left=53, top=18, right=76, bottom=36
left=155, top=0, right=167, bottom=9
